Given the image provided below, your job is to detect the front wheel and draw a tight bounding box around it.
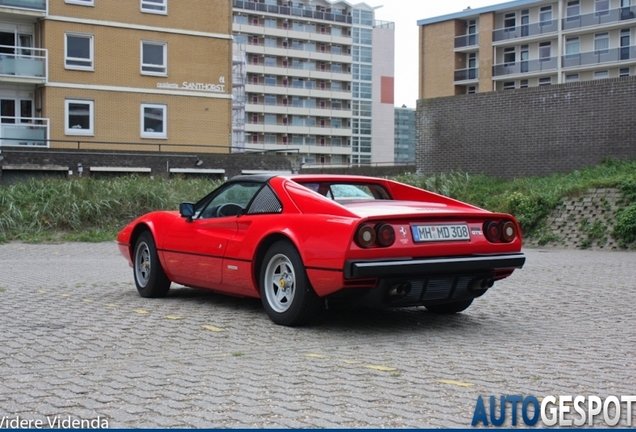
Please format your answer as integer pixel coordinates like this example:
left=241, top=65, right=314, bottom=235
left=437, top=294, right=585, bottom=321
left=424, top=299, right=473, bottom=314
left=259, top=241, right=322, bottom=326
left=133, top=231, right=171, bottom=298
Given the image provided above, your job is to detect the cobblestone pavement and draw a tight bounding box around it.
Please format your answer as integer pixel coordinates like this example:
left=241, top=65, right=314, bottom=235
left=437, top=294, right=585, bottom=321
left=0, top=242, right=634, bottom=428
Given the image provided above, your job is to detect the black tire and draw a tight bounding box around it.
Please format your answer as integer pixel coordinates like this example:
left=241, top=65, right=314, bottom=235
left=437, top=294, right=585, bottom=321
left=424, top=299, right=474, bottom=314
left=259, top=240, right=322, bottom=326
left=133, top=231, right=171, bottom=298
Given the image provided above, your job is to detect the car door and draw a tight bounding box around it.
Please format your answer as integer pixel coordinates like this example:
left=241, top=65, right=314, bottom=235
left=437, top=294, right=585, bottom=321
left=160, top=181, right=263, bottom=290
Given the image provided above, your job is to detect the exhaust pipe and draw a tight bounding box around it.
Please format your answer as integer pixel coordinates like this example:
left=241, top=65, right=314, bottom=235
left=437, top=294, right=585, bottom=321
left=388, top=282, right=412, bottom=299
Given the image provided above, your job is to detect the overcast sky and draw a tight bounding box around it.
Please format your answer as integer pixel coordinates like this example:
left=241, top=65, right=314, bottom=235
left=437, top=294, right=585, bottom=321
left=363, top=0, right=505, bottom=108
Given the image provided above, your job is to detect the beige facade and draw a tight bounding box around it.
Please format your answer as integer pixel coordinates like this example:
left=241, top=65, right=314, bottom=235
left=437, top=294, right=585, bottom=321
left=418, top=0, right=636, bottom=98
left=0, top=0, right=233, bottom=153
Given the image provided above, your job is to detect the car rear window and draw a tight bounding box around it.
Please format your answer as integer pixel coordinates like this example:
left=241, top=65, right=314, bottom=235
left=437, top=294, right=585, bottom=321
left=298, top=182, right=392, bottom=201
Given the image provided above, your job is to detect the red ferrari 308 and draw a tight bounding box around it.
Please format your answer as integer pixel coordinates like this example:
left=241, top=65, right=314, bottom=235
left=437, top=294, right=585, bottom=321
left=117, top=174, right=525, bottom=326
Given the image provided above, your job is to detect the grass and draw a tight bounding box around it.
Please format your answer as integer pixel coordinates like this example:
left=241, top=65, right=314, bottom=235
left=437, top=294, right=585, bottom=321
left=1, top=158, right=635, bottom=246
left=0, top=176, right=221, bottom=243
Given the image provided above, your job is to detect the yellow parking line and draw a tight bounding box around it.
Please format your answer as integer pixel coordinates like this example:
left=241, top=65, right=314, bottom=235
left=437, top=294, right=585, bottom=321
left=437, top=379, right=474, bottom=387
left=82, top=299, right=93, bottom=303
left=305, top=353, right=325, bottom=358
left=364, top=365, right=398, bottom=372
left=165, top=315, right=184, bottom=320
left=133, top=309, right=149, bottom=314
left=59, top=293, right=70, bottom=297
left=202, top=325, right=224, bottom=332
left=105, top=303, right=119, bottom=307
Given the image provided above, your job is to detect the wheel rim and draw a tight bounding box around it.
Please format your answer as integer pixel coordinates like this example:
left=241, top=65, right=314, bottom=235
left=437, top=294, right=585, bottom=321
left=134, top=241, right=151, bottom=288
left=264, top=253, right=296, bottom=313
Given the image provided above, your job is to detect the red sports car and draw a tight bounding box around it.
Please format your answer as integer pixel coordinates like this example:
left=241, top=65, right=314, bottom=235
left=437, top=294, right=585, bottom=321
left=117, top=174, right=525, bottom=326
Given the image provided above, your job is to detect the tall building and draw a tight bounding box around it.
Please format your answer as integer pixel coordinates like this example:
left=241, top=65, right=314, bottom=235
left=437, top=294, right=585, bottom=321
left=232, top=0, right=395, bottom=166
left=0, top=0, right=233, bottom=152
left=418, top=0, right=636, bottom=99
left=394, top=105, right=415, bottom=164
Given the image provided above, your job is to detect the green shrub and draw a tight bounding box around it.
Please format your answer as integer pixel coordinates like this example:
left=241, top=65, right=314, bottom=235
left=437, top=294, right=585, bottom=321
left=613, top=204, right=636, bottom=245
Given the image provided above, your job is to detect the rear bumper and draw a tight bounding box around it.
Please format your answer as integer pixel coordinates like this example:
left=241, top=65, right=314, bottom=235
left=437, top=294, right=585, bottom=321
left=344, top=253, right=526, bottom=279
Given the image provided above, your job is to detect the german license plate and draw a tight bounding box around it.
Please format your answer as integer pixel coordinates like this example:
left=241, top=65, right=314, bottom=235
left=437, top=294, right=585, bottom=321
left=411, top=224, right=471, bottom=242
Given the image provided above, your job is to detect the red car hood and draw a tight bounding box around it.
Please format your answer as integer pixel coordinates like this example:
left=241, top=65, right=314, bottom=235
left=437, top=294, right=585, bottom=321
left=341, top=200, right=489, bottom=219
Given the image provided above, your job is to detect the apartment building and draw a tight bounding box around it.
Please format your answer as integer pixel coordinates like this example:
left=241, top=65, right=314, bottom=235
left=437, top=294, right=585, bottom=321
left=232, top=0, right=395, bottom=166
left=394, top=105, right=415, bottom=164
left=418, top=0, right=636, bottom=98
left=0, top=0, right=233, bottom=152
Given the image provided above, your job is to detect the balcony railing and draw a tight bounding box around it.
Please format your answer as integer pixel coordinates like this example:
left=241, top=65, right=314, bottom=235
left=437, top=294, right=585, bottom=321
left=0, top=46, right=47, bottom=80
left=0, top=0, right=46, bottom=11
left=249, top=101, right=349, bottom=110
left=234, top=22, right=351, bottom=39
left=247, top=79, right=351, bottom=93
left=233, top=0, right=352, bottom=24
left=562, top=45, right=636, bottom=68
left=455, top=34, right=479, bottom=49
left=493, top=20, right=558, bottom=42
left=454, top=67, right=479, bottom=81
left=563, top=6, right=636, bottom=30
left=492, top=57, right=558, bottom=76
left=0, top=117, right=49, bottom=147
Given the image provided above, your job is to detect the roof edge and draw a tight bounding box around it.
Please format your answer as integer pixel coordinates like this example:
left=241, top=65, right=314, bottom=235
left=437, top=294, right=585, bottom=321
left=417, top=0, right=545, bottom=26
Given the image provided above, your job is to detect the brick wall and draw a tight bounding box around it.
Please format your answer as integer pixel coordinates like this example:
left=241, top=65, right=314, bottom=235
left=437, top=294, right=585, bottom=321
left=416, top=76, right=636, bottom=179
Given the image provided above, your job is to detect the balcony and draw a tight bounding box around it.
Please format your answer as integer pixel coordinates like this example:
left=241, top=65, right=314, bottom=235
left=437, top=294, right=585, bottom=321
left=563, top=6, right=636, bottom=31
left=0, top=46, right=47, bottom=83
left=454, top=67, right=478, bottom=82
left=562, top=45, right=636, bottom=68
left=244, top=141, right=352, bottom=156
left=455, top=34, right=479, bottom=49
left=492, top=57, right=558, bottom=76
left=0, top=0, right=46, bottom=12
left=233, top=0, right=352, bottom=24
left=493, top=20, right=558, bottom=42
left=0, top=117, right=49, bottom=147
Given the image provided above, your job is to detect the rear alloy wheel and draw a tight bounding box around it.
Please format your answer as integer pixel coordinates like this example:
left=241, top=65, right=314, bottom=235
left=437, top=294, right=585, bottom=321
left=424, top=299, right=474, bottom=314
left=260, top=241, right=321, bottom=326
left=133, top=231, right=171, bottom=298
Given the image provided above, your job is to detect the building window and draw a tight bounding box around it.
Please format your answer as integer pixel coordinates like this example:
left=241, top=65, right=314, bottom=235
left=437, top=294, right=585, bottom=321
left=65, top=33, right=93, bottom=70
left=234, top=15, right=248, bottom=25
left=264, top=37, right=276, bottom=47
left=540, top=6, right=553, bottom=24
left=620, top=67, right=630, bottom=77
left=565, top=73, right=579, bottom=82
left=504, top=13, right=516, bottom=28
left=141, top=0, right=167, bottom=14
left=503, top=47, right=515, bottom=64
left=66, top=0, right=94, bottom=4
left=539, top=42, right=552, bottom=60
left=566, top=37, right=580, bottom=56
left=566, top=0, right=580, bottom=19
left=503, top=81, right=515, bottom=90
left=265, top=18, right=277, bottom=28
left=264, top=56, right=276, bottom=67
left=141, top=104, right=167, bottom=138
left=538, top=77, right=552, bottom=85
left=467, top=86, right=477, bottom=94
left=65, top=99, right=94, bottom=135
left=594, top=70, right=609, bottom=79
left=141, top=41, right=167, bottom=75
left=595, top=0, right=610, bottom=15
left=594, top=33, right=610, bottom=54
left=520, top=79, right=528, bottom=88
left=264, top=114, right=276, bottom=125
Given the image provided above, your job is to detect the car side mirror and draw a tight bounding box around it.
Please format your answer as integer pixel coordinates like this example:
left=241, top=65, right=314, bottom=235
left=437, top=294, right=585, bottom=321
left=179, top=202, right=195, bottom=222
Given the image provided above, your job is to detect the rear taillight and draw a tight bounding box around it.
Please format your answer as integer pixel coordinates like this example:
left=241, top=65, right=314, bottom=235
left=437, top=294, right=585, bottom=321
left=484, top=221, right=501, bottom=243
left=355, top=224, right=376, bottom=248
left=375, top=223, right=395, bottom=247
left=355, top=223, right=395, bottom=248
left=501, top=221, right=517, bottom=242
left=483, top=220, right=517, bottom=243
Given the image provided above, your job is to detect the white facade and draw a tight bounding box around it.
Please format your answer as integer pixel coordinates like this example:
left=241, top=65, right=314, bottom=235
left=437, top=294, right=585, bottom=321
left=232, top=0, right=395, bottom=167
